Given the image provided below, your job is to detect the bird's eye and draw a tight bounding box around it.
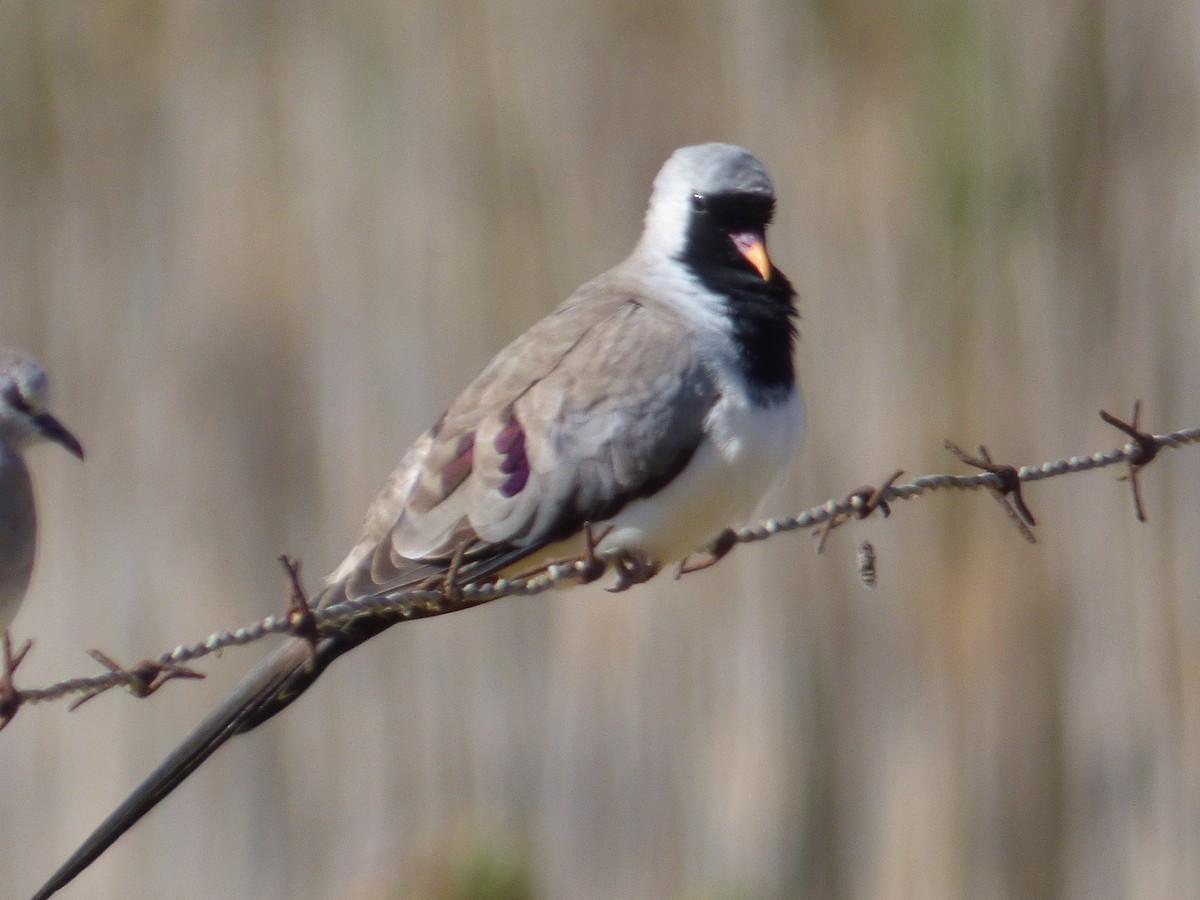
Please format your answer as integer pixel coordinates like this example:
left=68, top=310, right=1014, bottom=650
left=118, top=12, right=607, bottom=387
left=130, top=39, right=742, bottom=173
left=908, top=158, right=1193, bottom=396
left=691, top=193, right=707, bottom=213
left=1, top=384, right=31, bottom=415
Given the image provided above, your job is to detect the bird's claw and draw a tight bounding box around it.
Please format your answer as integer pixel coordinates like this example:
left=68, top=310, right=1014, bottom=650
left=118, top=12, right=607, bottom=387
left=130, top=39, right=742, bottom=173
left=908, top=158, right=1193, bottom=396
left=0, top=631, right=31, bottom=730
left=604, top=549, right=660, bottom=592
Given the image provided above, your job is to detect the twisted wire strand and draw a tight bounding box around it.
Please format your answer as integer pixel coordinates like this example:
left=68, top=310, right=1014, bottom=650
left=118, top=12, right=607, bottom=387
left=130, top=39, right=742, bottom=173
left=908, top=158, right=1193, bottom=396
left=19, top=425, right=1200, bottom=708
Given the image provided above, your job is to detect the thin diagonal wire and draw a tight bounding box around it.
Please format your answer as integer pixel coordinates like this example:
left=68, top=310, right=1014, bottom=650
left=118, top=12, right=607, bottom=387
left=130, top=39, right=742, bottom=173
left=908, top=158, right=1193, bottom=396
left=19, top=425, right=1200, bottom=707
left=20, top=672, right=159, bottom=705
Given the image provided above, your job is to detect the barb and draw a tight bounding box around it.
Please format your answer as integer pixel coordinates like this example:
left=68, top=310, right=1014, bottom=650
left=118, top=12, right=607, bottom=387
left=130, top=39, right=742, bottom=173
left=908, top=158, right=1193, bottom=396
left=813, top=469, right=903, bottom=553
left=0, top=632, right=32, bottom=730
left=67, top=652, right=204, bottom=710
left=943, top=442, right=1037, bottom=543
left=279, top=554, right=320, bottom=672
left=578, top=522, right=611, bottom=584
left=12, top=419, right=1200, bottom=713
left=440, top=542, right=469, bottom=604
left=1100, top=401, right=1158, bottom=522
left=676, top=528, right=739, bottom=577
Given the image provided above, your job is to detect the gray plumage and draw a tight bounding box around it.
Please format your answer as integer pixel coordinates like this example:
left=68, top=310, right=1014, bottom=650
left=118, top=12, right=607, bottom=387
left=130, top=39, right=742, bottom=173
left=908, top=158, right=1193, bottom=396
left=0, top=350, right=83, bottom=633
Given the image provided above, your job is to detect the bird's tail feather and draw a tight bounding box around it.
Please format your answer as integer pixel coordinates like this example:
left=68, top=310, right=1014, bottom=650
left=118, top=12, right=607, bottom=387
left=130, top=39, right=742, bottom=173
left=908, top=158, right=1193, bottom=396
left=30, top=626, right=372, bottom=899
left=32, top=544, right=531, bottom=898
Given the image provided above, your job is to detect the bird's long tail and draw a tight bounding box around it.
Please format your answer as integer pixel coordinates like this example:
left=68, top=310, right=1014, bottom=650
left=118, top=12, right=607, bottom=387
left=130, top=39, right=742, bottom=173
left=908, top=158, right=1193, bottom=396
left=30, top=617, right=389, bottom=899
left=33, top=542, right=538, bottom=898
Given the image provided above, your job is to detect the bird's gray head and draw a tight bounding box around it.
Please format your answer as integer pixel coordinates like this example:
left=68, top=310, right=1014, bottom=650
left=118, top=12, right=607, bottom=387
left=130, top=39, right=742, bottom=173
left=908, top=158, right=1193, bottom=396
left=0, top=350, right=84, bottom=459
left=639, top=142, right=777, bottom=269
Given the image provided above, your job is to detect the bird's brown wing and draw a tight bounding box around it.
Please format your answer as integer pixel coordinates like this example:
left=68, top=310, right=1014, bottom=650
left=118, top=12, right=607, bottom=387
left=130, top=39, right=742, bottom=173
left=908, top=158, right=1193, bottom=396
left=327, top=275, right=719, bottom=606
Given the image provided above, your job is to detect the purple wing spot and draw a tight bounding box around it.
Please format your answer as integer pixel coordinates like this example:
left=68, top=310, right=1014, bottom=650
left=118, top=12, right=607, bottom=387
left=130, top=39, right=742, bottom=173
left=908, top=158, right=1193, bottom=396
left=440, top=433, right=475, bottom=494
left=495, top=417, right=530, bottom=497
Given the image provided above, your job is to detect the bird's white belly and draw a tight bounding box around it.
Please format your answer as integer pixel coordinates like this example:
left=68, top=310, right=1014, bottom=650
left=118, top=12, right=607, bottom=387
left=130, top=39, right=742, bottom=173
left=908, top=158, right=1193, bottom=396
left=496, top=386, right=804, bottom=583
left=597, top=389, right=803, bottom=562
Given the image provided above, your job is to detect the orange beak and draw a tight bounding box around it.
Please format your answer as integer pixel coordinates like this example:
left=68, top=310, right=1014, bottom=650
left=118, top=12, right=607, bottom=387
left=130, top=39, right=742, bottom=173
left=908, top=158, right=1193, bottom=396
left=730, top=231, right=772, bottom=280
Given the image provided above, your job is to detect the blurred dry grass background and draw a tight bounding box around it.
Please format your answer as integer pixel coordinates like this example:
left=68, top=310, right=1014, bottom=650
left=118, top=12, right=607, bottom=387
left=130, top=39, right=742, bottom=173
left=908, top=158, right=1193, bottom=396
left=2, top=1, right=1199, bottom=898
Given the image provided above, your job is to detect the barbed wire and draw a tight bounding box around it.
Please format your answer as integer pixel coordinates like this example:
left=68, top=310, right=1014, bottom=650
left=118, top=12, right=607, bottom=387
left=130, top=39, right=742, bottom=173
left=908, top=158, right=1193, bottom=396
left=6, top=413, right=1199, bottom=725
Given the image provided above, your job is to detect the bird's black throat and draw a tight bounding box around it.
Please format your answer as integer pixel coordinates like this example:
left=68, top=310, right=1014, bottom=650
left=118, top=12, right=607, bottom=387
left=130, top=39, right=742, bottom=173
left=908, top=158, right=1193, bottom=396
left=680, top=192, right=798, bottom=403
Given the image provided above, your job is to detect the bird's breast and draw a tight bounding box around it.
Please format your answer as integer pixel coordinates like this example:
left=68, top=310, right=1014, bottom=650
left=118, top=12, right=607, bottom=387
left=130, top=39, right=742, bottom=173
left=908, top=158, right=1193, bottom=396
left=594, top=385, right=804, bottom=563
left=0, top=451, right=36, bottom=630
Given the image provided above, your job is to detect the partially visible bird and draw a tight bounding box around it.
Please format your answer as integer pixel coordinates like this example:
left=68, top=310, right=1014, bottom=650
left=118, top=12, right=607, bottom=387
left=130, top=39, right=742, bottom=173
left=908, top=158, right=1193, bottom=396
left=0, top=350, right=84, bottom=635
left=34, top=142, right=802, bottom=898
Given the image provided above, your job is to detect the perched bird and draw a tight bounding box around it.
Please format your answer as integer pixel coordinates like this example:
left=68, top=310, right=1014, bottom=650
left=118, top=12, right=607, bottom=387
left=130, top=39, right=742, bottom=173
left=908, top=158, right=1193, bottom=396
left=34, top=142, right=803, bottom=897
left=0, top=350, right=84, bottom=635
